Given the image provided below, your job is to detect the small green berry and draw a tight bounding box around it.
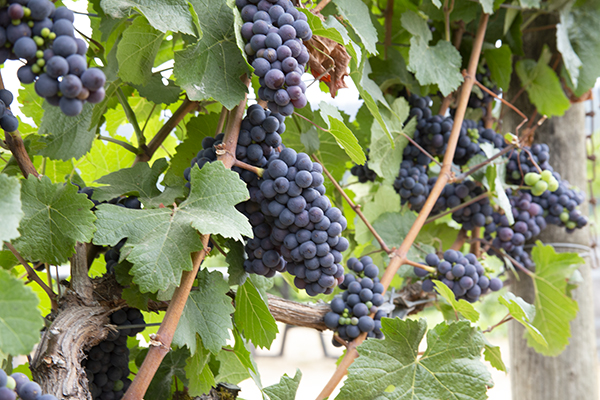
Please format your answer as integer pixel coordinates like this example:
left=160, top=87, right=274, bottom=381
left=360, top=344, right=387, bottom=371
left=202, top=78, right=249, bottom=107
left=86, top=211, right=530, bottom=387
left=560, top=212, right=570, bottom=223
left=541, top=170, right=553, bottom=183
left=524, top=172, right=541, bottom=186
left=41, top=27, right=50, bottom=37
left=36, top=58, right=45, bottom=67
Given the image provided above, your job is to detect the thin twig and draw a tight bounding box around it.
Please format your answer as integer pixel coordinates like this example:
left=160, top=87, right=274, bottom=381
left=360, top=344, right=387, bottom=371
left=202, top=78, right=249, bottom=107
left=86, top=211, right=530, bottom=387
left=402, top=259, right=436, bottom=273
left=483, top=313, right=513, bottom=333
left=293, top=112, right=329, bottom=132
left=141, top=104, right=158, bottom=136
left=312, top=0, right=331, bottom=13
left=233, top=159, right=264, bottom=177
left=216, top=106, right=228, bottom=136
left=454, top=144, right=514, bottom=181
left=474, top=238, right=534, bottom=276
left=5, top=242, right=58, bottom=310
left=425, top=191, right=490, bottom=224
left=400, top=131, right=443, bottom=168
left=117, top=88, right=145, bottom=147
left=97, top=135, right=139, bottom=154
left=311, top=154, right=392, bottom=254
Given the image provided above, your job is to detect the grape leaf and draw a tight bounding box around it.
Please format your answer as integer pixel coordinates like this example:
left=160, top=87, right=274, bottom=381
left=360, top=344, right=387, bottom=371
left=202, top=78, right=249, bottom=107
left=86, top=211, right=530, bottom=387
left=145, top=347, right=189, bottom=400
left=354, top=186, right=400, bottom=245
left=174, top=0, right=249, bottom=109
left=318, top=102, right=365, bottom=165
left=18, top=83, right=45, bottom=127
left=0, top=269, right=44, bottom=356
left=173, top=269, right=234, bottom=354
left=101, top=0, right=197, bottom=35
left=408, top=37, right=463, bottom=96
left=0, top=175, right=22, bottom=242
left=38, top=102, right=96, bottom=161
left=234, top=276, right=279, bottom=350
left=484, top=44, right=512, bottom=91
left=483, top=339, right=506, bottom=372
left=93, top=162, right=251, bottom=293
left=499, top=292, right=547, bottom=347
left=13, top=176, right=96, bottom=264
left=527, top=241, right=581, bottom=355
left=556, top=16, right=582, bottom=88
left=401, top=11, right=432, bottom=42
left=185, top=335, right=216, bottom=396
left=433, top=280, right=480, bottom=323
left=117, top=16, right=165, bottom=86
left=264, top=369, right=302, bottom=400
left=132, top=74, right=182, bottom=105
left=371, top=211, right=434, bottom=263
left=75, top=138, right=137, bottom=185
left=226, top=239, right=248, bottom=286
left=519, top=0, right=540, bottom=8
left=337, top=318, right=491, bottom=400
left=214, top=346, right=251, bottom=384
left=332, top=0, right=378, bottom=55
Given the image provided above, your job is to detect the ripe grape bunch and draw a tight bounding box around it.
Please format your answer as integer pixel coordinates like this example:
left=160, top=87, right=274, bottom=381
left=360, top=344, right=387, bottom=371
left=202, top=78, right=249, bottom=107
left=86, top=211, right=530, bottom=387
left=350, top=150, right=377, bottom=183
left=236, top=0, right=311, bottom=116
left=0, top=369, right=57, bottom=400
left=415, top=251, right=503, bottom=301
left=393, top=159, right=430, bottom=211
left=83, top=308, right=145, bottom=400
left=324, top=256, right=386, bottom=344
left=0, top=0, right=106, bottom=116
left=0, top=89, right=19, bottom=132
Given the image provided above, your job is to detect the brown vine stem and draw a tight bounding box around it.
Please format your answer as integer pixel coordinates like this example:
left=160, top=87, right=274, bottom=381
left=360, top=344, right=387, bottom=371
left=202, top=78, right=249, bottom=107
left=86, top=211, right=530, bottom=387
left=450, top=228, right=468, bottom=250
left=424, top=191, right=490, bottom=224
left=293, top=111, right=329, bottom=133
left=400, top=131, right=443, bottom=168
left=469, top=227, right=481, bottom=257
left=473, top=238, right=534, bottom=277
left=311, top=154, right=392, bottom=254
left=5, top=242, right=58, bottom=310
left=121, top=236, right=211, bottom=400
left=482, top=313, right=513, bottom=333
left=401, top=259, right=436, bottom=273
left=312, top=0, right=331, bottom=13
left=454, top=144, right=514, bottom=182
left=316, top=13, right=490, bottom=399
left=233, top=159, right=264, bottom=177
left=383, top=0, right=394, bottom=59
left=216, top=106, right=228, bottom=135
left=134, top=97, right=198, bottom=164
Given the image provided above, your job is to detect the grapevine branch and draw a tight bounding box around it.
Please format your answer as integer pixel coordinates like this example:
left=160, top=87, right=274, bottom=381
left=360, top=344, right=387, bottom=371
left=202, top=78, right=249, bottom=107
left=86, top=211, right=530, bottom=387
left=316, top=13, right=490, bottom=399
left=312, top=154, right=392, bottom=254
left=97, top=135, right=139, bottom=154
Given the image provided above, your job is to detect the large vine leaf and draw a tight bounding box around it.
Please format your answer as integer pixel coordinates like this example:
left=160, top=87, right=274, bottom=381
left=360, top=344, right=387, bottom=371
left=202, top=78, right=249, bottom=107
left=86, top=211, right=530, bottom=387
left=499, top=292, right=547, bottom=347
left=117, top=16, right=165, bottom=86
left=264, top=369, right=302, bottom=400
left=337, top=318, right=492, bottom=400
left=234, top=276, right=278, bottom=350
left=13, top=176, right=96, bottom=264
left=173, top=269, right=235, bottom=354
left=75, top=138, right=137, bottom=185
left=527, top=242, right=581, bottom=355
left=101, top=0, right=197, bottom=35
left=0, top=269, right=44, bottom=356
left=484, top=44, right=512, bottom=92
left=318, top=102, right=365, bottom=165
left=372, top=211, right=434, bottom=264
left=174, top=0, right=250, bottom=109
left=354, top=186, right=400, bottom=244
left=185, top=336, right=216, bottom=396
left=93, top=162, right=251, bottom=293
left=332, top=0, right=378, bottom=55
left=143, top=347, right=189, bottom=400
left=408, top=37, right=463, bottom=96
left=132, top=74, right=182, bottom=105
left=433, top=280, right=480, bottom=323
left=0, top=175, right=23, bottom=242
left=38, top=103, right=96, bottom=161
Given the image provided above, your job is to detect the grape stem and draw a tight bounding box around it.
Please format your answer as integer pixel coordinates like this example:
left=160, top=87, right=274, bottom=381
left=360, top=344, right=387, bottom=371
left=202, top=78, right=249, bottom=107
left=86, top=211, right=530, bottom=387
left=5, top=242, right=58, bottom=310
left=424, top=191, right=490, bottom=224
left=311, top=154, right=392, bottom=254
left=482, top=313, right=513, bottom=334
left=293, top=111, right=330, bottom=133
left=116, top=88, right=145, bottom=147
left=400, top=131, right=443, bottom=168
left=402, top=259, right=436, bottom=273
left=454, top=144, right=514, bottom=182
left=233, top=158, right=265, bottom=177
left=97, top=135, right=140, bottom=154
left=473, top=238, right=534, bottom=277
left=316, top=13, right=490, bottom=400
left=470, top=226, right=481, bottom=257
left=443, top=0, right=455, bottom=42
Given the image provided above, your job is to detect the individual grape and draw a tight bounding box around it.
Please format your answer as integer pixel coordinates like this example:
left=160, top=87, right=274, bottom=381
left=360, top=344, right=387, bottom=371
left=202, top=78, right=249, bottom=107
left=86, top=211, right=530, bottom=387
left=0, top=388, right=16, bottom=400
left=18, top=382, right=42, bottom=400
left=52, top=35, right=78, bottom=57
left=13, top=36, right=37, bottom=60
left=59, top=74, right=82, bottom=98
left=17, top=64, right=35, bottom=83
left=28, top=0, right=53, bottom=20
left=59, top=97, right=83, bottom=116
left=34, top=73, right=59, bottom=97
left=0, top=114, right=19, bottom=132
left=8, top=4, right=24, bottom=20
left=6, top=23, right=31, bottom=44
left=87, top=88, right=105, bottom=104
left=81, top=67, right=106, bottom=91
left=52, top=18, right=74, bottom=37
left=489, top=277, right=503, bottom=291
left=10, top=374, right=29, bottom=393
left=66, top=54, right=86, bottom=76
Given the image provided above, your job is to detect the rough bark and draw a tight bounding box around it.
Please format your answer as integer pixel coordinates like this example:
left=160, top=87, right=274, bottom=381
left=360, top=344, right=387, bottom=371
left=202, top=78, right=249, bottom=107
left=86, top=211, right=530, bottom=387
left=503, top=14, right=599, bottom=399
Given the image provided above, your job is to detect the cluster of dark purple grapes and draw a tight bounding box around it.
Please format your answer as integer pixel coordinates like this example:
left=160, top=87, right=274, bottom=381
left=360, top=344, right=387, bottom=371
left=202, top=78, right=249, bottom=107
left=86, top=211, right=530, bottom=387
left=448, top=181, right=493, bottom=231
left=506, top=143, right=552, bottom=184
left=531, top=178, right=587, bottom=232
left=83, top=308, right=145, bottom=400
left=415, top=251, right=503, bottom=302
left=466, top=66, right=500, bottom=116
left=324, top=256, right=386, bottom=344
left=0, top=0, right=106, bottom=116
left=236, top=0, right=310, bottom=116
left=349, top=150, right=377, bottom=183
left=393, top=160, right=430, bottom=211
left=0, top=370, right=57, bottom=400
left=0, top=89, right=18, bottom=132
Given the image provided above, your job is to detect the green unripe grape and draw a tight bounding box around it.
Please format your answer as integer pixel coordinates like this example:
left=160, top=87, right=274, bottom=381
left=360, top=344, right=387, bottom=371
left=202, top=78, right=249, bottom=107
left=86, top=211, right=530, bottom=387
left=365, top=301, right=373, bottom=309
left=36, top=50, right=43, bottom=58
left=31, top=64, right=41, bottom=74
left=27, top=20, right=33, bottom=27
left=351, top=317, right=359, bottom=325
left=48, top=32, right=56, bottom=40
left=524, top=172, right=541, bottom=186
left=34, top=36, right=44, bottom=47
left=511, top=171, right=521, bottom=180
left=567, top=221, right=577, bottom=229
left=548, top=177, right=559, bottom=192
left=41, top=27, right=50, bottom=37
left=36, top=58, right=44, bottom=67
left=541, top=170, right=553, bottom=182
left=534, top=180, right=548, bottom=193
left=6, top=376, right=15, bottom=390
left=560, top=212, right=570, bottom=223
left=23, top=7, right=30, bottom=17
left=12, top=19, right=20, bottom=25
left=113, top=380, right=124, bottom=391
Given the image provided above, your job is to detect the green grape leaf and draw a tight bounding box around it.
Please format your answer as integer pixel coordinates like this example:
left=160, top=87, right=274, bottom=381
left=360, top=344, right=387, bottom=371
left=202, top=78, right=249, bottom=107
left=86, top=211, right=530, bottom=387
left=174, top=0, right=249, bottom=109
left=483, top=339, right=506, bottom=372
left=371, top=211, right=433, bottom=263
left=518, top=0, right=540, bottom=9
left=93, top=162, right=251, bottom=293
left=401, top=11, right=432, bottom=42
left=556, top=15, right=582, bottom=88
left=226, top=239, right=248, bottom=286
left=408, top=37, right=463, bottom=96
left=337, top=318, right=491, bottom=400
left=18, top=83, right=45, bottom=127
left=117, top=16, right=165, bottom=85
left=499, top=292, right=547, bottom=347
left=0, top=269, right=44, bottom=356
left=101, top=0, right=197, bottom=35
left=173, top=269, right=234, bottom=354
left=515, top=47, right=570, bottom=117
left=234, top=276, right=279, bottom=350
left=185, top=335, right=216, bottom=396
left=75, top=138, right=137, bottom=185
left=354, top=186, right=400, bottom=244
left=484, top=44, right=512, bottom=91
left=214, top=345, right=252, bottom=384
left=527, top=242, right=581, bottom=355
left=332, top=0, right=378, bottom=55
left=0, top=175, right=23, bottom=242
left=433, top=280, right=480, bottom=323
left=13, top=176, right=96, bottom=264
left=145, top=346, right=189, bottom=400
left=132, top=74, right=182, bottom=105
left=368, top=97, right=411, bottom=183
left=264, top=369, right=302, bottom=400
left=38, top=102, right=96, bottom=161
left=318, top=102, right=365, bottom=165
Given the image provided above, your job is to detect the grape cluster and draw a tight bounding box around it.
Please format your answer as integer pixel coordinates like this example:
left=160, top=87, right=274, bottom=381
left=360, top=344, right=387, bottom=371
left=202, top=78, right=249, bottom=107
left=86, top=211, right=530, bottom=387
left=0, top=89, right=19, bottom=132
left=393, top=160, right=430, bottom=211
left=415, top=251, right=503, bottom=302
left=0, top=0, right=106, bottom=116
left=236, top=0, right=311, bottom=116
left=467, top=66, right=500, bottom=116
left=531, top=178, right=588, bottom=232
left=0, top=370, right=57, bottom=400
left=350, top=150, right=377, bottom=183
left=324, top=256, right=386, bottom=344
left=506, top=144, right=552, bottom=184
left=413, top=113, right=454, bottom=157
left=448, top=181, right=493, bottom=231
left=83, top=308, right=145, bottom=400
